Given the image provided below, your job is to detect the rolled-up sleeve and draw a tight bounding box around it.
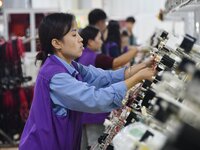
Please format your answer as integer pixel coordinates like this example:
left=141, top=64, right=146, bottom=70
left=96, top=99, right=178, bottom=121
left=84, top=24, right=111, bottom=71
left=50, top=73, right=127, bottom=113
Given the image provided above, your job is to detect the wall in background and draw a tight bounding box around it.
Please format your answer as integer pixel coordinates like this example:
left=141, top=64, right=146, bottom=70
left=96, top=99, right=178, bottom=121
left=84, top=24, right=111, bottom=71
left=103, top=0, right=184, bottom=44
left=3, top=0, right=185, bottom=44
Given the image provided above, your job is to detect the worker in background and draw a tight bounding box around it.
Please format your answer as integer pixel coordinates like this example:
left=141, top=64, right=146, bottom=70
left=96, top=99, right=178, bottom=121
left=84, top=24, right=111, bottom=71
left=88, top=8, right=107, bottom=39
left=102, top=20, right=122, bottom=58
left=120, top=30, right=130, bottom=54
left=125, top=16, right=138, bottom=46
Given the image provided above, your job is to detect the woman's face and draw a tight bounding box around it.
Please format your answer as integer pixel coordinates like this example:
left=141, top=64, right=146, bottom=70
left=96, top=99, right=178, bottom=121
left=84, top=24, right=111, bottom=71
left=121, top=36, right=129, bottom=48
left=88, top=31, right=103, bottom=51
left=59, top=20, right=83, bottom=62
left=93, top=32, right=103, bottom=51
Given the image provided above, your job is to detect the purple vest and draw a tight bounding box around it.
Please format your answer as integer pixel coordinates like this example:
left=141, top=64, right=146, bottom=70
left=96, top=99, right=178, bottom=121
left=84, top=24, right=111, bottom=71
left=19, top=55, right=83, bottom=150
left=78, top=48, right=109, bottom=124
left=78, top=47, right=97, bottom=66
left=104, top=42, right=118, bottom=56
left=123, top=46, right=129, bottom=53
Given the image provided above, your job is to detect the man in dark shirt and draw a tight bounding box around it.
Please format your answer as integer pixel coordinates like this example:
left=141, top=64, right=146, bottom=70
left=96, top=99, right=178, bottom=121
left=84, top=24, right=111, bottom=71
left=125, top=16, right=137, bottom=45
left=88, top=8, right=107, bottom=35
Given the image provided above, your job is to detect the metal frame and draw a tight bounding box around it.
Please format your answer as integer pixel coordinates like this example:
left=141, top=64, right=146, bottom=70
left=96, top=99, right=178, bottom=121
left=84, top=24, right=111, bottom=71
left=3, top=8, right=58, bottom=52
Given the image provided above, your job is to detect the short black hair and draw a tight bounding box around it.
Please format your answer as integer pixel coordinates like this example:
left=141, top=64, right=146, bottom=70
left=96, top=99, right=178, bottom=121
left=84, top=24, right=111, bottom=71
left=88, top=8, right=107, bottom=25
left=126, top=16, right=136, bottom=23
left=121, top=30, right=129, bottom=37
left=80, top=26, right=99, bottom=47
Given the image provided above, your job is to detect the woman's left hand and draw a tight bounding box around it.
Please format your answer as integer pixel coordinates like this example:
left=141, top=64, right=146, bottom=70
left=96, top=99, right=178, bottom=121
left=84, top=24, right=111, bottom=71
left=143, top=55, right=156, bottom=68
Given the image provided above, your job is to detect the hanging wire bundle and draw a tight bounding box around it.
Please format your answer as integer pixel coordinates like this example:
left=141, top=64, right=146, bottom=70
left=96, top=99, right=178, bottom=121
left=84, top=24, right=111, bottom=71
left=0, top=37, right=34, bottom=146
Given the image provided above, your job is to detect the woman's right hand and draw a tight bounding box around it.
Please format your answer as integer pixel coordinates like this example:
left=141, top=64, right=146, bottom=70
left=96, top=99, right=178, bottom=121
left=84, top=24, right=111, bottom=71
left=135, top=67, right=156, bottom=81
left=124, top=67, right=156, bottom=90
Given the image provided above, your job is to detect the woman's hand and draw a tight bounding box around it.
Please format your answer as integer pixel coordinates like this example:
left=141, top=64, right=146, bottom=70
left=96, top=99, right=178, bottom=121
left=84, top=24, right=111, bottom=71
left=135, top=67, right=156, bottom=81
left=137, top=45, right=151, bottom=53
left=124, top=66, right=156, bottom=90
left=143, top=55, right=156, bottom=68
left=128, top=46, right=139, bottom=53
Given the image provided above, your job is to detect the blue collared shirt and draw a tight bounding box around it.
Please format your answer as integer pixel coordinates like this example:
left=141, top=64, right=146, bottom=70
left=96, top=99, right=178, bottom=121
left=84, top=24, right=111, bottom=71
left=50, top=55, right=127, bottom=116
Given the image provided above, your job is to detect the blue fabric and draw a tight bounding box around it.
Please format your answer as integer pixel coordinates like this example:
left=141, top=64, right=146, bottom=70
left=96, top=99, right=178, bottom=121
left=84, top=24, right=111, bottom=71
left=78, top=47, right=122, bottom=124
left=50, top=55, right=127, bottom=116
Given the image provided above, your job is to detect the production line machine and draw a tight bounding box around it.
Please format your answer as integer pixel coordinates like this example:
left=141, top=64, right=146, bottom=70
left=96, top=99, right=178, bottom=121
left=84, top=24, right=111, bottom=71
left=91, top=30, right=200, bottom=150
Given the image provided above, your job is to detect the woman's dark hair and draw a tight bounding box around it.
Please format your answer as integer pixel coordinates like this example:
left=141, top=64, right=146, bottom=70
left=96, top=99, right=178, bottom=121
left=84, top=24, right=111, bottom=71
left=88, top=9, right=107, bottom=25
left=80, top=26, right=99, bottom=47
left=121, top=30, right=129, bottom=37
left=36, top=13, right=75, bottom=65
left=106, top=20, right=121, bottom=48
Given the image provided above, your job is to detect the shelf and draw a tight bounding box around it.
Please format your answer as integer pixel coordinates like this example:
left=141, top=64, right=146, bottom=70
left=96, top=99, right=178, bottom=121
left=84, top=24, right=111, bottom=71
left=3, top=8, right=59, bottom=52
